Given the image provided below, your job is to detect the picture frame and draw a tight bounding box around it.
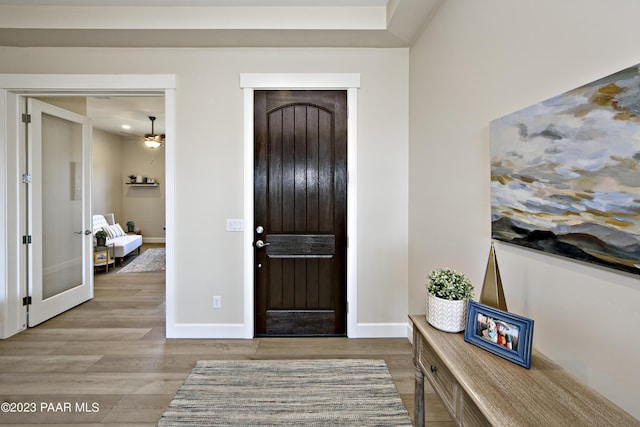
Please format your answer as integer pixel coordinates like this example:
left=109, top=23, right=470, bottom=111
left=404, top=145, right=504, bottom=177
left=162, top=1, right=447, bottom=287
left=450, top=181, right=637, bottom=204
left=464, top=301, right=534, bottom=369
left=490, top=62, right=640, bottom=276
left=94, top=250, right=108, bottom=265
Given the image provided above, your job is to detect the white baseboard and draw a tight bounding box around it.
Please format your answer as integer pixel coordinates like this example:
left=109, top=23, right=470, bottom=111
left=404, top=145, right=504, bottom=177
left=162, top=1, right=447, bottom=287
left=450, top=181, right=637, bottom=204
left=166, top=322, right=411, bottom=339
left=351, top=322, right=409, bottom=338
left=142, top=237, right=166, bottom=244
left=167, top=323, right=247, bottom=339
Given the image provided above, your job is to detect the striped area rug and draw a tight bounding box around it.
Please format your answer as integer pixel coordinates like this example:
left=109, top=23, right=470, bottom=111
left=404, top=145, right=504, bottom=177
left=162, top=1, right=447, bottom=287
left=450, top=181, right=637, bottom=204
left=158, top=359, right=412, bottom=426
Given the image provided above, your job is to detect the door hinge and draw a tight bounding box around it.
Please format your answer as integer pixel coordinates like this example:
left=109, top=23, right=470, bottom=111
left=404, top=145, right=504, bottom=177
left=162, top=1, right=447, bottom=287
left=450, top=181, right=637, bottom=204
left=22, top=113, right=31, bottom=124
left=23, top=296, right=32, bottom=306
left=22, top=235, right=32, bottom=244
left=22, top=174, right=32, bottom=184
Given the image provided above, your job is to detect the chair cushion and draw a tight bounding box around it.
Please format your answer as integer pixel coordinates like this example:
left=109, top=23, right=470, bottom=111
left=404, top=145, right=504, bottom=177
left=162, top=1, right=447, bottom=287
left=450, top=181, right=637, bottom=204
left=108, top=234, right=143, bottom=258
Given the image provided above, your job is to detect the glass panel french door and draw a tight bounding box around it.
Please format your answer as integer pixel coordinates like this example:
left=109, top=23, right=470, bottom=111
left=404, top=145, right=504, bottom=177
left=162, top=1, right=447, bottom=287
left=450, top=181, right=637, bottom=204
left=27, top=98, right=93, bottom=327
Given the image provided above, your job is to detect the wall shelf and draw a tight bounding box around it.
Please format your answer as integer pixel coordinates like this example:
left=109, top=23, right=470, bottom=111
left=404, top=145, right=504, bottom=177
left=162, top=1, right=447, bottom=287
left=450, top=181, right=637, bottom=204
left=126, top=183, right=159, bottom=187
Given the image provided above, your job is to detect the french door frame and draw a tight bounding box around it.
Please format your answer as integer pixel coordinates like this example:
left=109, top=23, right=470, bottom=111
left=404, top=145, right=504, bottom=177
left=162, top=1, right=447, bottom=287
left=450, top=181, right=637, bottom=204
left=240, top=73, right=360, bottom=338
left=0, top=74, right=176, bottom=339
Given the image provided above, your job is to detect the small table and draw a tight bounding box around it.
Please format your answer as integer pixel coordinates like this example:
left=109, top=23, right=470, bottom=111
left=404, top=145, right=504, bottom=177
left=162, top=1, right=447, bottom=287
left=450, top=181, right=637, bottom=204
left=410, top=314, right=638, bottom=427
left=94, top=244, right=114, bottom=272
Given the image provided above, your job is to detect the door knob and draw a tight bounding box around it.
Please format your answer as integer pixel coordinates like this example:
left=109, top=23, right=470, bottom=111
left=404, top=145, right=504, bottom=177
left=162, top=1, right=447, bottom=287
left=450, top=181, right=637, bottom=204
left=255, top=240, right=271, bottom=248
left=75, top=230, right=92, bottom=235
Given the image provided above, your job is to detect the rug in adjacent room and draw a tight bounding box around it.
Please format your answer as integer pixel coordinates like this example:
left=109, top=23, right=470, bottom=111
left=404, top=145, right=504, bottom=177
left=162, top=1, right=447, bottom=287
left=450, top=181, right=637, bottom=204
left=158, top=359, right=412, bottom=426
left=117, top=248, right=165, bottom=273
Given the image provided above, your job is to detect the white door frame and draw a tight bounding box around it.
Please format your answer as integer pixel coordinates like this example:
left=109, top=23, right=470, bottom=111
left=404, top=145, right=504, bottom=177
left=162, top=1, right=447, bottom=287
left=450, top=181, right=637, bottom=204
left=240, top=73, right=360, bottom=338
left=0, top=74, right=176, bottom=339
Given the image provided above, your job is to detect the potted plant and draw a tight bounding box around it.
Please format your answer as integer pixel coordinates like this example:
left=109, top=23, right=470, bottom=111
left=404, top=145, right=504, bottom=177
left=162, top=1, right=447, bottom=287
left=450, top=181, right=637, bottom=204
left=95, top=230, right=108, bottom=247
left=128, top=174, right=136, bottom=183
left=426, top=268, right=474, bottom=333
left=126, top=220, right=136, bottom=233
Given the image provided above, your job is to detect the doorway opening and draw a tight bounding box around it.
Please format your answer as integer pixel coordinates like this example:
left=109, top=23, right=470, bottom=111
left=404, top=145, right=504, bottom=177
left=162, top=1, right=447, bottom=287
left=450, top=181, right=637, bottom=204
left=27, top=94, right=167, bottom=327
left=253, top=90, right=348, bottom=336
left=240, top=73, right=360, bottom=338
left=0, top=73, right=175, bottom=339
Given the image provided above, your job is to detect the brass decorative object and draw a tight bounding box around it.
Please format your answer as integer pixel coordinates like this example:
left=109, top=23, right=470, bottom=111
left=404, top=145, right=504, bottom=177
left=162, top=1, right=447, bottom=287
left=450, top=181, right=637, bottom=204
left=480, top=243, right=508, bottom=311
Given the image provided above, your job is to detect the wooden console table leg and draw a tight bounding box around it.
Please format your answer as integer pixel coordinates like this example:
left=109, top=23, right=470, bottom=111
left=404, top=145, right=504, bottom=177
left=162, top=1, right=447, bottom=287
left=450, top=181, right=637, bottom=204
left=415, top=364, right=425, bottom=427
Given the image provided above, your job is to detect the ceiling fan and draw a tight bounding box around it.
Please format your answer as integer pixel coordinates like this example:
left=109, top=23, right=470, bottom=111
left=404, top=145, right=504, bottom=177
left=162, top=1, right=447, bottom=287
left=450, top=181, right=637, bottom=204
left=144, top=116, right=165, bottom=148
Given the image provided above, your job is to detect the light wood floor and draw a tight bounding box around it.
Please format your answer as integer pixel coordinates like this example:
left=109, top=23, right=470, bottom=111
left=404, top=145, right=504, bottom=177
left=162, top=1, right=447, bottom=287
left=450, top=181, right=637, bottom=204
left=0, top=245, right=454, bottom=426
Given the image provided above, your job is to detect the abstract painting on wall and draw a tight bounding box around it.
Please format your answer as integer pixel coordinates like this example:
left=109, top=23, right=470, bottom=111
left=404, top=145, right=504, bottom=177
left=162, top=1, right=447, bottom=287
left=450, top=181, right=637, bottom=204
left=490, top=63, right=640, bottom=275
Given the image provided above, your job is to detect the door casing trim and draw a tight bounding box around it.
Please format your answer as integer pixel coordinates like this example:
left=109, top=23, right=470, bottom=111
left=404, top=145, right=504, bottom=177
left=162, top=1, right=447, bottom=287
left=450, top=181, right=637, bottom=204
left=0, top=74, right=175, bottom=339
left=241, top=73, right=360, bottom=338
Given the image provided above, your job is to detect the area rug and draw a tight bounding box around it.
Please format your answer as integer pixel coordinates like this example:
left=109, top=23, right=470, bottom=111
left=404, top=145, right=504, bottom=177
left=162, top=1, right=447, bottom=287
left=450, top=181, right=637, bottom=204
left=117, top=248, right=165, bottom=273
left=158, top=359, right=412, bottom=426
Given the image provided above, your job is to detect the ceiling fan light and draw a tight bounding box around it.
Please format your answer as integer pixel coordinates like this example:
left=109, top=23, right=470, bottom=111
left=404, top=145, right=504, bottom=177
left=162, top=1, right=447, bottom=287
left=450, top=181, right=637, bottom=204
left=144, top=116, right=165, bottom=148
left=144, top=137, right=163, bottom=149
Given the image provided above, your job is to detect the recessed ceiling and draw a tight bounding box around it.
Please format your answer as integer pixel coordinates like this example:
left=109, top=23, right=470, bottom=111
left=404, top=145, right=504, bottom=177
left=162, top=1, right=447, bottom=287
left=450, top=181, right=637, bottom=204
left=0, top=1, right=388, bottom=5
left=0, top=0, right=443, bottom=48
left=4, top=0, right=442, bottom=134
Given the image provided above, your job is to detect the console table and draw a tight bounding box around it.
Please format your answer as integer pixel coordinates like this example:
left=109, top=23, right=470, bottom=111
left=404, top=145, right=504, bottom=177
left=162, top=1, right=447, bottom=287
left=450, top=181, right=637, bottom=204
left=410, top=314, right=638, bottom=427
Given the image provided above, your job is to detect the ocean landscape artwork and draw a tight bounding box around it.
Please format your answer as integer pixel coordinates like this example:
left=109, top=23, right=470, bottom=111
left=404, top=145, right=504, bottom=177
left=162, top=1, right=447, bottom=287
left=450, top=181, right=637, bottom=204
left=490, top=63, right=640, bottom=275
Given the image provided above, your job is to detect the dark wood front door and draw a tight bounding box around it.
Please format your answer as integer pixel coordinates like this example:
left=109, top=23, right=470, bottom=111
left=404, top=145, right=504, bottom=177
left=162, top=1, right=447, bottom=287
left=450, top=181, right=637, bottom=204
left=254, top=90, right=347, bottom=336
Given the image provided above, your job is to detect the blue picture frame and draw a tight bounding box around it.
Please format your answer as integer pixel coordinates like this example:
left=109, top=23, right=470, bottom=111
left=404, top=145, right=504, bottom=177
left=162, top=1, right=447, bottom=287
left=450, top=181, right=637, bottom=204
left=464, top=301, right=534, bottom=369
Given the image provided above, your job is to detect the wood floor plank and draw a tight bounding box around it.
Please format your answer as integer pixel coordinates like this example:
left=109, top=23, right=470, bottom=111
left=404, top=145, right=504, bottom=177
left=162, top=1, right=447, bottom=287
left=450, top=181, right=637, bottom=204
left=0, top=355, right=103, bottom=373
left=10, top=328, right=152, bottom=341
left=100, top=395, right=175, bottom=424
left=0, top=340, right=67, bottom=355
left=48, top=341, right=169, bottom=356
left=85, top=355, right=200, bottom=373
left=0, top=244, right=453, bottom=425
left=0, top=373, right=186, bottom=395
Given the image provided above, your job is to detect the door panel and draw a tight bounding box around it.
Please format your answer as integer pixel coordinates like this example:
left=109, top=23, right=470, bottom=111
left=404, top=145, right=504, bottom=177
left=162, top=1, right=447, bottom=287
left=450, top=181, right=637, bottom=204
left=28, top=99, right=92, bottom=327
left=254, top=90, right=347, bottom=336
left=265, top=234, right=335, bottom=257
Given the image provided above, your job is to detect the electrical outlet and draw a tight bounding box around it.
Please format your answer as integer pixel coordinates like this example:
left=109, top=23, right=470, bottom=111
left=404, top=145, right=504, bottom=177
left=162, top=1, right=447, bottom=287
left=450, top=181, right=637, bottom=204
left=213, top=296, right=222, bottom=309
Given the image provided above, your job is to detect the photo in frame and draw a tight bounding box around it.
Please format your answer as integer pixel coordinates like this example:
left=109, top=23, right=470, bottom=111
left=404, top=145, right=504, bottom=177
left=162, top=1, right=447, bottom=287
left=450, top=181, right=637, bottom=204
left=94, top=251, right=108, bottom=264
left=464, top=301, right=534, bottom=369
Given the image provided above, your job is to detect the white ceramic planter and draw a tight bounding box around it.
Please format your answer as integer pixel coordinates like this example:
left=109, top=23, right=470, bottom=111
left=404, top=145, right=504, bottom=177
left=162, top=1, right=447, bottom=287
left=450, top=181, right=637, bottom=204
left=426, top=292, right=468, bottom=333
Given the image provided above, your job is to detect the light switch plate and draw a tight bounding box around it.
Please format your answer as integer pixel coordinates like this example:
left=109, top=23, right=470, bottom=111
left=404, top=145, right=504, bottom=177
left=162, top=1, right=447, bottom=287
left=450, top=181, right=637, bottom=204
left=226, top=219, right=243, bottom=232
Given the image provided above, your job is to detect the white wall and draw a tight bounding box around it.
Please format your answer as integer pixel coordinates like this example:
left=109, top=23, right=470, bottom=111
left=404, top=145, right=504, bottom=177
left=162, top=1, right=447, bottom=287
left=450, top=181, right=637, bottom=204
left=121, top=136, right=166, bottom=241
left=0, top=47, right=409, bottom=333
left=409, top=0, right=640, bottom=419
left=92, top=128, right=124, bottom=218
left=92, top=131, right=166, bottom=241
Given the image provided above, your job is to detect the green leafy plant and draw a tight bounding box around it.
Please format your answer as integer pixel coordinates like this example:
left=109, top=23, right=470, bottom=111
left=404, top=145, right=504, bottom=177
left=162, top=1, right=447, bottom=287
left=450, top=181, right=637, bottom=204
left=427, top=268, right=474, bottom=301
left=126, top=220, right=135, bottom=227
left=95, top=230, right=108, bottom=239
